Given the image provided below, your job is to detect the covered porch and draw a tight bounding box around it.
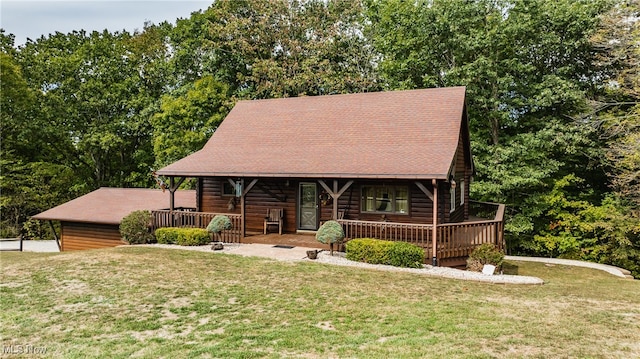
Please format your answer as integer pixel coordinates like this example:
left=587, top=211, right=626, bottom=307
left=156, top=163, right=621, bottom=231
left=150, top=200, right=504, bottom=267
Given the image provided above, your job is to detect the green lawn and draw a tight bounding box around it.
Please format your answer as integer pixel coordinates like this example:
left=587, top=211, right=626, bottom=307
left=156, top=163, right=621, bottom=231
left=1, top=247, right=639, bottom=358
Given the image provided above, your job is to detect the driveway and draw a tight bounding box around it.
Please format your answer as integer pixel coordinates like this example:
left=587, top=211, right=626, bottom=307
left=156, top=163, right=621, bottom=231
left=0, top=239, right=60, bottom=252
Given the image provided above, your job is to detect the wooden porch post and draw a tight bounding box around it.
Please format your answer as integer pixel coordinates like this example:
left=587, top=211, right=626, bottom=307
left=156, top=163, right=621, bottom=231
left=432, top=179, right=438, bottom=266
left=238, top=179, right=258, bottom=238
left=169, top=177, right=175, bottom=211
left=318, top=180, right=354, bottom=220
left=168, top=176, right=186, bottom=212
left=333, top=181, right=339, bottom=220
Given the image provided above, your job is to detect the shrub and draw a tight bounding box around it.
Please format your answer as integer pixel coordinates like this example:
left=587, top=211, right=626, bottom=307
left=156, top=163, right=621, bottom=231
left=346, top=238, right=425, bottom=268
left=387, top=241, right=425, bottom=268
left=154, top=227, right=210, bottom=246
left=345, top=238, right=390, bottom=264
left=316, top=220, right=345, bottom=255
left=120, top=210, right=154, bottom=244
left=155, top=228, right=178, bottom=244
left=466, top=243, right=505, bottom=272
left=207, top=215, right=232, bottom=234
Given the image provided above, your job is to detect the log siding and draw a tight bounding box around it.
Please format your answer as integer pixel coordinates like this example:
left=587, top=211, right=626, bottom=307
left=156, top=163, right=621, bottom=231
left=61, top=222, right=124, bottom=251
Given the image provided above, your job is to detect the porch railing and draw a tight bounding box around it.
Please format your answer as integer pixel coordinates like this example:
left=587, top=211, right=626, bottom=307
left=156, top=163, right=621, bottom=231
left=338, top=219, right=433, bottom=248
left=339, top=200, right=505, bottom=261
left=151, top=210, right=242, bottom=243
left=151, top=200, right=505, bottom=261
left=437, top=201, right=505, bottom=258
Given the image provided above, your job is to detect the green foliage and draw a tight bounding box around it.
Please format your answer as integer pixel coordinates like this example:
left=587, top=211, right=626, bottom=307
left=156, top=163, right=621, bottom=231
left=154, top=228, right=176, bottom=244
left=3, top=0, right=638, bottom=278
left=205, top=0, right=380, bottom=98
left=151, top=76, right=230, bottom=168
left=21, top=219, right=56, bottom=241
left=119, top=211, right=154, bottom=245
left=154, top=227, right=210, bottom=246
left=466, top=244, right=505, bottom=272
left=206, top=215, right=232, bottom=234
left=345, top=238, right=425, bottom=268
left=315, top=220, right=345, bottom=245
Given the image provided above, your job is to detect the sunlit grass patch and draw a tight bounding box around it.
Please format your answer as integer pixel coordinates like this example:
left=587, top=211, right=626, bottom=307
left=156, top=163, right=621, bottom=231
left=1, top=247, right=638, bottom=358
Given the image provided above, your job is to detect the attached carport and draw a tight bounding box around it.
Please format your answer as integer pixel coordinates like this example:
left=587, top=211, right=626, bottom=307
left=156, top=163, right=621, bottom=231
left=32, top=187, right=195, bottom=251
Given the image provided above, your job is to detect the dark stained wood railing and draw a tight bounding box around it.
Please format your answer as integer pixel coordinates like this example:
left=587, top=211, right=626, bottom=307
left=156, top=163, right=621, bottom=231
left=437, top=201, right=505, bottom=259
left=339, top=201, right=505, bottom=261
left=151, top=210, right=242, bottom=243
left=338, top=219, right=433, bottom=248
left=154, top=200, right=505, bottom=262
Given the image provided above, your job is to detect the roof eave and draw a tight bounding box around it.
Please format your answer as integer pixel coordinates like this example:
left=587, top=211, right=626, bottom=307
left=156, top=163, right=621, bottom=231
left=155, top=171, right=449, bottom=180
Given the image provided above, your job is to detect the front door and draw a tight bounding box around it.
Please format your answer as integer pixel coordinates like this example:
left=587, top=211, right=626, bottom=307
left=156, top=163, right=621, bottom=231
left=298, top=182, right=318, bottom=230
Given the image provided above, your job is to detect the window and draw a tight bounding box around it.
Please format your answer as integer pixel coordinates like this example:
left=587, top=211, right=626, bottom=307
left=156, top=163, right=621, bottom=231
left=450, top=183, right=456, bottom=213
left=222, top=181, right=235, bottom=196
left=361, top=185, right=408, bottom=214
left=460, top=180, right=465, bottom=206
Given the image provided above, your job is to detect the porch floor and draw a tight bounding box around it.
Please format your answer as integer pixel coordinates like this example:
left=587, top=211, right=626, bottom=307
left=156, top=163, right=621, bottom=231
left=242, top=233, right=331, bottom=250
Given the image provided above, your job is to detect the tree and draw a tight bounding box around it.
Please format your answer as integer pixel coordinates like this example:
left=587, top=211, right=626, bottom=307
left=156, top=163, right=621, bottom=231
left=590, top=0, right=640, bottom=207
left=368, top=0, right=614, bottom=256
left=15, top=30, right=158, bottom=189
left=151, top=76, right=230, bottom=168
left=205, top=0, right=380, bottom=98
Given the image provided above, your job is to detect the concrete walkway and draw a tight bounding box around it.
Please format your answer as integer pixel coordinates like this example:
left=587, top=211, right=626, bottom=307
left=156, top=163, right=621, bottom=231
left=0, top=239, right=60, bottom=252
left=505, top=255, right=633, bottom=279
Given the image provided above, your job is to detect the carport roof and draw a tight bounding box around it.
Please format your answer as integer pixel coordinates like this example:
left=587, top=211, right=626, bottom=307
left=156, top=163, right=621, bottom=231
left=32, top=187, right=195, bottom=225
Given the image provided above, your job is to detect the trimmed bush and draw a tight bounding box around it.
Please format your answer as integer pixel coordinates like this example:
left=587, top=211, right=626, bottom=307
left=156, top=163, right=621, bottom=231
left=120, top=210, right=154, bottom=244
left=466, top=243, right=505, bottom=272
left=346, top=238, right=425, bottom=268
left=154, top=227, right=210, bottom=246
left=387, top=241, right=426, bottom=268
left=316, top=220, right=345, bottom=255
left=155, top=228, right=178, bottom=244
left=207, top=215, right=232, bottom=234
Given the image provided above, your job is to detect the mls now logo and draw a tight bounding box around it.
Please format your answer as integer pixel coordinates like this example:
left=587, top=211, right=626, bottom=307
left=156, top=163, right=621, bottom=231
left=3, top=344, right=47, bottom=355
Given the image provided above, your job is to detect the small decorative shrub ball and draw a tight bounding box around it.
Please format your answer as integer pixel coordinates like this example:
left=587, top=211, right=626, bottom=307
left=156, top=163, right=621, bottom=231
left=207, top=215, right=232, bottom=234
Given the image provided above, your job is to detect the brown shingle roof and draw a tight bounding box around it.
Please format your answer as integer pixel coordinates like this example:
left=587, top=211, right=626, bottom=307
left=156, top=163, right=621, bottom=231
left=32, top=188, right=195, bottom=225
left=158, top=87, right=467, bottom=179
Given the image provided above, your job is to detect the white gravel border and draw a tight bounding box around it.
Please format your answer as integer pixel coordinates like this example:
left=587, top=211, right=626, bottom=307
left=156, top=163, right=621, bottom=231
left=313, top=251, right=544, bottom=285
left=139, top=244, right=544, bottom=285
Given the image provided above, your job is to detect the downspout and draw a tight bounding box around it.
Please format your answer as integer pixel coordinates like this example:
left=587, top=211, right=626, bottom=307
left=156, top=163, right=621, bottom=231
left=432, top=179, right=438, bottom=266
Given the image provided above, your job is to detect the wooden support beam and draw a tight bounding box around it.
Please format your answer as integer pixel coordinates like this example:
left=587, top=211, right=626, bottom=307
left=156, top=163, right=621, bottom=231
left=318, top=180, right=332, bottom=195
left=243, top=179, right=258, bottom=196
left=49, top=220, right=61, bottom=251
left=168, top=177, right=186, bottom=211
left=432, top=179, right=438, bottom=266
left=415, top=181, right=434, bottom=201
left=318, top=180, right=354, bottom=219
left=336, top=180, right=354, bottom=197
left=238, top=179, right=258, bottom=238
left=333, top=180, right=339, bottom=221
left=170, top=177, right=186, bottom=191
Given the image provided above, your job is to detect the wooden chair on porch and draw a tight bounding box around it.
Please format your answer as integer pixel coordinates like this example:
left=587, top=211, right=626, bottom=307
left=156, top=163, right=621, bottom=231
left=264, top=208, right=284, bottom=235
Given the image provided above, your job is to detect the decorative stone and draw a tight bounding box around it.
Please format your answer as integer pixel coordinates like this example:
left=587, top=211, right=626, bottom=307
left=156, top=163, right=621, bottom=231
left=211, top=242, right=224, bottom=250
